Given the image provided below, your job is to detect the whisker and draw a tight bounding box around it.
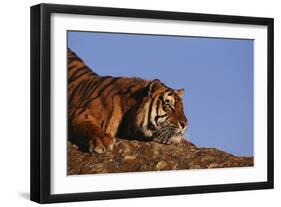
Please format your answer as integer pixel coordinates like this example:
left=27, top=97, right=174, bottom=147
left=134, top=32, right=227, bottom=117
left=165, top=129, right=175, bottom=143
left=168, top=125, right=178, bottom=129
left=156, top=128, right=171, bottom=143
left=154, top=128, right=169, bottom=142
left=160, top=128, right=172, bottom=142
left=162, top=129, right=174, bottom=143
left=153, top=123, right=180, bottom=144
left=154, top=126, right=171, bottom=141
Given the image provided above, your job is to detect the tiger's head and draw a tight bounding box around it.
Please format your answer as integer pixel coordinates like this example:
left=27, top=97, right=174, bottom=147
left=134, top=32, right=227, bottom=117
left=135, top=79, right=188, bottom=144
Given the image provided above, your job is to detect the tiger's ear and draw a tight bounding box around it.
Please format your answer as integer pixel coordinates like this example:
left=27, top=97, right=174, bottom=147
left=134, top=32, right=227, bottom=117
left=176, top=88, right=185, bottom=98
left=146, top=79, right=162, bottom=97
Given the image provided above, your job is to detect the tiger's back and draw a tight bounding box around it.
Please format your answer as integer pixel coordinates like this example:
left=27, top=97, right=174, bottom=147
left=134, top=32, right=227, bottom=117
left=67, top=48, right=188, bottom=154
left=68, top=49, right=149, bottom=153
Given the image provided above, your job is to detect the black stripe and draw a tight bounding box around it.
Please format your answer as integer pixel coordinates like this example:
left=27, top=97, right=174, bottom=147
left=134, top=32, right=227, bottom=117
left=94, top=77, right=121, bottom=96
left=79, top=77, right=100, bottom=100
left=68, top=64, right=78, bottom=72
left=122, top=83, right=137, bottom=94
left=70, top=107, right=82, bottom=122
left=68, top=82, right=76, bottom=92
left=168, top=104, right=175, bottom=112
left=147, top=95, right=157, bottom=130
left=68, top=66, right=88, bottom=80
left=74, top=77, right=111, bottom=115
left=76, top=78, right=94, bottom=99
left=68, top=65, right=85, bottom=76
left=68, top=61, right=99, bottom=77
left=68, top=67, right=91, bottom=83
left=112, top=83, right=138, bottom=103
left=162, top=102, right=174, bottom=112
left=79, top=78, right=96, bottom=100
left=101, top=120, right=105, bottom=129
left=155, top=99, right=161, bottom=126
left=155, top=99, right=160, bottom=126
left=68, top=78, right=96, bottom=119
left=70, top=70, right=92, bottom=83
left=68, top=80, right=87, bottom=106
left=155, top=114, right=168, bottom=126
left=77, top=78, right=120, bottom=111
left=82, top=76, right=111, bottom=99
left=95, top=78, right=121, bottom=99
left=68, top=56, right=83, bottom=63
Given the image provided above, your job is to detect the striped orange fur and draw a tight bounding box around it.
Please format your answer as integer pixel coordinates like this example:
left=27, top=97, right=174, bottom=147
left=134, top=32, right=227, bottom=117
left=68, top=48, right=188, bottom=153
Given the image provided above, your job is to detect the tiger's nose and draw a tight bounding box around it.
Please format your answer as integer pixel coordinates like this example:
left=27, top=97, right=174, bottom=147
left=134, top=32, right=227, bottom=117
left=179, top=121, right=186, bottom=130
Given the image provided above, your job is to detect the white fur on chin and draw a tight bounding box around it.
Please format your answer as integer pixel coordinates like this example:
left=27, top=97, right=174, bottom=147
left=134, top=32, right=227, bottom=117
left=169, top=135, right=182, bottom=144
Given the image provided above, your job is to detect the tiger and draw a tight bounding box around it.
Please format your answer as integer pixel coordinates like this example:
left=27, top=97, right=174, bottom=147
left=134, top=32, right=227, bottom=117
left=68, top=48, right=188, bottom=154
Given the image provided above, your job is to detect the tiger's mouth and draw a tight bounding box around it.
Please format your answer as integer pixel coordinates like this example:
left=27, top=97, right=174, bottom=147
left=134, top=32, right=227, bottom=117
left=152, top=126, right=183, bottom=144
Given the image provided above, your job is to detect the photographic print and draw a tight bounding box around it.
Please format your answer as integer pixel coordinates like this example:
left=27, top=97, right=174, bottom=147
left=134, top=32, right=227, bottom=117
left=31, top=4, right=273, bottom=203
left=67, top=31, right=254, bottom=175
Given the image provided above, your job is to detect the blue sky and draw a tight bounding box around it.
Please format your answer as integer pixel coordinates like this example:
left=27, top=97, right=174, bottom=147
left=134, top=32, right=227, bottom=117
left=68, top=31, right=253, bottom=157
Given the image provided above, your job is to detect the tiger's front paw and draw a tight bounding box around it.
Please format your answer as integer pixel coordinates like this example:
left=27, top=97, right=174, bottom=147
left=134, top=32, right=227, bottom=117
left=102, top=133, right=115, bottom=151
left=88, top=134, right=115, bottom=154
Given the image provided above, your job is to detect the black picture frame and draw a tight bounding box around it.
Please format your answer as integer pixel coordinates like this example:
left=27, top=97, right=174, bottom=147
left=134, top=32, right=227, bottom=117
left=30, top=3, right=274, bottom=204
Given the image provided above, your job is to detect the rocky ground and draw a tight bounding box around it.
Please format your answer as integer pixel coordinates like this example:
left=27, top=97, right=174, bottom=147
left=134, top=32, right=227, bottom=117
left=68, top=138, right=253, bottom=175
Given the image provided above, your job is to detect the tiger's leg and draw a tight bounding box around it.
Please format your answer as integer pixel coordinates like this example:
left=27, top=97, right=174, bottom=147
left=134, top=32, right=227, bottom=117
left=71, top=120, right=115, bottom=154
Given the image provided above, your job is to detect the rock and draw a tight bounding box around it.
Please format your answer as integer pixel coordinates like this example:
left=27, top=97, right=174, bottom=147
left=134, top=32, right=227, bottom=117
left=124, top=155, right=136, bottom=160
left=67, top=138, right=253, bottom=175
left=155, top=161, right=167, bottom=170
